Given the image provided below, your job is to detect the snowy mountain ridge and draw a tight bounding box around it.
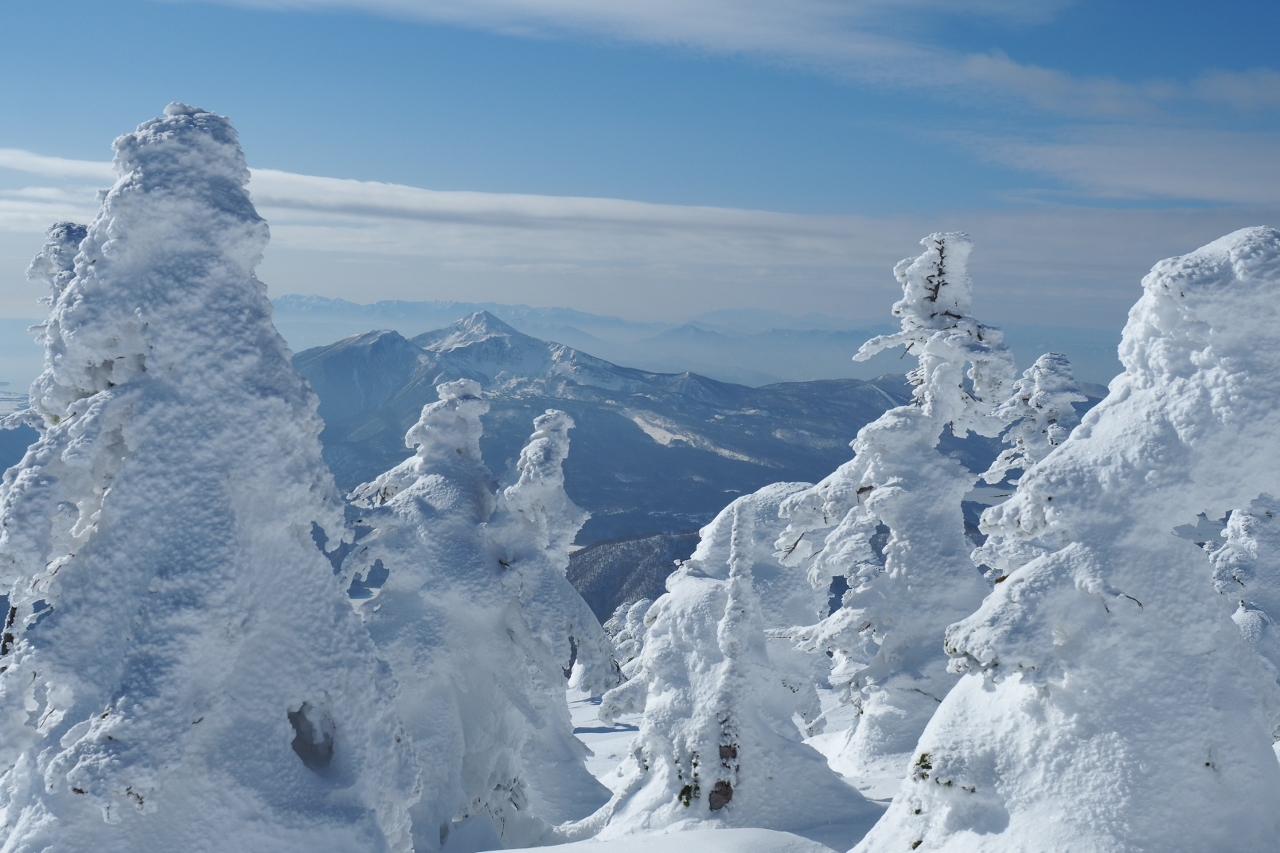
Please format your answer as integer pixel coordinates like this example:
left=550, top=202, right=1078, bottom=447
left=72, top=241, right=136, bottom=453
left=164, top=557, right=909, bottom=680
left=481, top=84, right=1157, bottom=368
left=272, top=294, right=1124, bottom=387
left=294, top=313, right=916, bottom=543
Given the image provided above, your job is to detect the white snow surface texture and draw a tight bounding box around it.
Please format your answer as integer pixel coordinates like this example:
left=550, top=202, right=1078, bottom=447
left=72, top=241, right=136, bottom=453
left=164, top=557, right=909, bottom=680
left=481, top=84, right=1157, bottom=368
left=343, top=382, right=614, bottom=851
left=859, top=226, right=1280, bottom=852
left=0, top=106, right=419, bottom=852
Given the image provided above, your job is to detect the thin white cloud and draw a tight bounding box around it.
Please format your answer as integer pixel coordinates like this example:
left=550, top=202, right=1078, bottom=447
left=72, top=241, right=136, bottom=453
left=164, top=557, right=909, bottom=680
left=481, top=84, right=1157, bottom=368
left=1189, top=68, right=1280, bottom=112
left=980, top=128, right=1280, bottom=205
left=0, top=149, right=115, bottom=182
left=156, top=0, right=1277, bottom=120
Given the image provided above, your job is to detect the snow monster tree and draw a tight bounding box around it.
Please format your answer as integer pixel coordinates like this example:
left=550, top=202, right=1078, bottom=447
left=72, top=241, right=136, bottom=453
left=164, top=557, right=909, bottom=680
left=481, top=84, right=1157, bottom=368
left=859, top=227, right=1280, bottom=851
left=342, top=387, right=611, bottom=850
left=587, top=503, right=879, bottom=842
left=776, top=233, right=1015, bottom=788
left=0, top=106, right=418, bottom=852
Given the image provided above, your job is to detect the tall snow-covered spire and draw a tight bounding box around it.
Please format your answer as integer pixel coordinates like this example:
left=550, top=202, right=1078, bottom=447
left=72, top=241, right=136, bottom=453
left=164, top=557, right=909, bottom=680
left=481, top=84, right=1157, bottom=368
left=0, top=105, right=418, bottom=852
left=858, top=226, right=1280, bottom=852
left=775, top=232, right=1015, bottom=790
left=486, top=409, right=618, bottom=694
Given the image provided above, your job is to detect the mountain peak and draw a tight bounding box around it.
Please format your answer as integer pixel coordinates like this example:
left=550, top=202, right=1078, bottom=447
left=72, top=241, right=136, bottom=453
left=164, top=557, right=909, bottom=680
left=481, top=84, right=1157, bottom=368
left=412, top=311, right=526, bottom=353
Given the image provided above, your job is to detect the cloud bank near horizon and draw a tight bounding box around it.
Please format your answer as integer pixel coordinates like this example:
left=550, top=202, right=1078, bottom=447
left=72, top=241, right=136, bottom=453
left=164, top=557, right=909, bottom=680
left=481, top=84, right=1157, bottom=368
left=0, top=147, right=1275, bottom=330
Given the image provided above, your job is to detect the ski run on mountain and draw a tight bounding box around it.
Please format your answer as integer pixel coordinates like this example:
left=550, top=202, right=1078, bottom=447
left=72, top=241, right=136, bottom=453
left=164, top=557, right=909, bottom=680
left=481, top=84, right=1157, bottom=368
left=1, top=106, right=1278, bottom=853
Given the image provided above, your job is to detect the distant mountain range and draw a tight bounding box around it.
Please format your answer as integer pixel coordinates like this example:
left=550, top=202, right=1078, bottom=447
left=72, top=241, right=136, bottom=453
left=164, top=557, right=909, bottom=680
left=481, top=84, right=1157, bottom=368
left=293, top=311, right=916, bottom=544
left=273, top=295, right=1123, bottom=387
left=0, top=296, right=1121, bottom=390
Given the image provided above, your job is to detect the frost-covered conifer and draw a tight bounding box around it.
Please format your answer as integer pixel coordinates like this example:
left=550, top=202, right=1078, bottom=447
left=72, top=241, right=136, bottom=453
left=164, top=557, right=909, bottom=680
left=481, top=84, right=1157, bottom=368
left=604, top=598, right=653, bottom=675
left=858, top=227, right=1280, bottom=852
left=0, top=105, right=417, bottom=853
left=981, top=351, right=1085, bottom=486
left=682, top=482, right=829, bottom=734
left=972, top=352, right=1086, bottom=580
left=1209, top=495, right=1280, bottom=702
left=776, top=233, right=1014, bottom=786
left=486, top=409, right=620, bottom=697
left=485, top=408, right=619, bottom=825
left=344, top=388, right=608, bottom=850
left=587, top=503, right=879, bottom=840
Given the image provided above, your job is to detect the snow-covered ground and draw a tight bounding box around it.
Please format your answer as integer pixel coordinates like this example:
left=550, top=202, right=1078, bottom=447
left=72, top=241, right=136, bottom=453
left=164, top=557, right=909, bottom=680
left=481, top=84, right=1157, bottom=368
left=566, top=688, right=887, bottom=852
left=504, top=827, right=835, bottom=853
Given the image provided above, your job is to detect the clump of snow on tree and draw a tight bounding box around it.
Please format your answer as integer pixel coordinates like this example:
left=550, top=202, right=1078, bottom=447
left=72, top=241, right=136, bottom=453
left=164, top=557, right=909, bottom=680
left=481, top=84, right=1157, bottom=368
left=859, top=226, right=1280, bottom=852
left=775, top=233, right=1014, bottom=788
left=344, top=385, right=610, bottom=850
left=0, top=105, right=418, bottom=852
left=585, top=501, right=880, bottom=841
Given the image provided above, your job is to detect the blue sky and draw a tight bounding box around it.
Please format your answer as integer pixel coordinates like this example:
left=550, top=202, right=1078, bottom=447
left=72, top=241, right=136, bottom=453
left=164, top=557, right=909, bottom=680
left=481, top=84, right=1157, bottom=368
left=1, top=0, right=1277, bottom=332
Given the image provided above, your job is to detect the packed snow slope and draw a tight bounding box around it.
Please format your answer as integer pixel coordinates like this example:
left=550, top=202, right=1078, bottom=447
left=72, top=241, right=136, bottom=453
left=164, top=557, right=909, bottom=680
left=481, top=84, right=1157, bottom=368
left=293, top=312, right=913, bottom=544
left=860, top=226, right=1280, bottom=852
left=0, top=106, right=418, bottom=852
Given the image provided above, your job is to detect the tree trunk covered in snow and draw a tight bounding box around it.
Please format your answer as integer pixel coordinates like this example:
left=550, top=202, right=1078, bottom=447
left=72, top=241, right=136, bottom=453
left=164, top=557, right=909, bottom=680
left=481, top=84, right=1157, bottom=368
left=0, top=105, right=418, bottom=853
left=859, top=226, right=1280, bottom=852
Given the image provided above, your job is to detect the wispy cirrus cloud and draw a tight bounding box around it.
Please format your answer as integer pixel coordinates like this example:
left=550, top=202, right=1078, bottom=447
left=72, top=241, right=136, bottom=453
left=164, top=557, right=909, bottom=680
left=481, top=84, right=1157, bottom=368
left=0, top=149, right=115, bottom=182
left=975, top=128, right=1280, bottom=205
left=155, top=0, right=1279, bottom=120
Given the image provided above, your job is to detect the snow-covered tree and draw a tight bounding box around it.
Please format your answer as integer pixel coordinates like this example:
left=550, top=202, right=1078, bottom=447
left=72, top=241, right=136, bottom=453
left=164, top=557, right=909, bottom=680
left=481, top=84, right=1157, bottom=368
left=585, top=502, right=880, bottom=841
left=971, top=351, right=1086, bottom=580
left=858, top=227, right=1280, bottom=852
left=1209, top=495, right=1280, bottom=703
left=981, top=351, right=1085, bottom=486
left=485, top=409, right=620, bottom=697
left=681, top=482, right=829, bottom=734
left=485, top=408, right=620, bottom=827
left=343, top=387, right=608, bottom=850
left=0, top=105, right=418, bottom=852
left=604, top=598, right=654, bottom=675
left=776, top=232, right=1015, bottom=786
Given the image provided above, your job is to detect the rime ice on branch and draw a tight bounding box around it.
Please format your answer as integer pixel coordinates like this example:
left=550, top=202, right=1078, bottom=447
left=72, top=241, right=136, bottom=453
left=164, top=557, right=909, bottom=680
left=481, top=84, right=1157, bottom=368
left=776, top=233, right=1014, bottom=787
left=858, top=227, right=1280, bottom=852
left=0, top=105, right=418, bottom=853
left=344, top=386, right=609, bottom=851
